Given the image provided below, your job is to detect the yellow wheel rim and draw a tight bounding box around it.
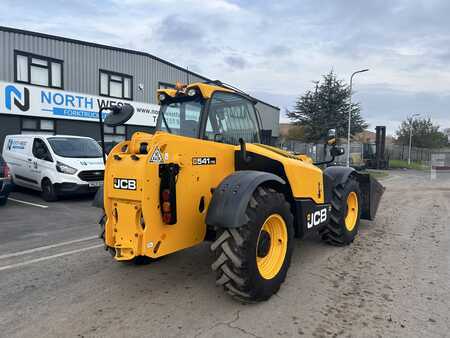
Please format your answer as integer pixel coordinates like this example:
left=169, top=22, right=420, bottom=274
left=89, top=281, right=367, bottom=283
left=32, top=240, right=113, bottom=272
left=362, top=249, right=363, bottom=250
left=256, top=214, right=288, bottom=280
left=345, top=192, right=358, bottom=231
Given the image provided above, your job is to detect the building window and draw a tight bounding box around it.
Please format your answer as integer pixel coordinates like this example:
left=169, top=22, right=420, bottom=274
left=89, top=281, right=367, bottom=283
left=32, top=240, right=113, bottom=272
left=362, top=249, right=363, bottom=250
left=103, top=125, right=126, bottom=143
left=99, top=70, right=132, bottom=100
left=158, top=82, right=176, bottom=89
left=21, top=118, right=55, bottom=135
left=14, top=50, right=63, bottom=88
left=103, top=125, right=126, bottom=153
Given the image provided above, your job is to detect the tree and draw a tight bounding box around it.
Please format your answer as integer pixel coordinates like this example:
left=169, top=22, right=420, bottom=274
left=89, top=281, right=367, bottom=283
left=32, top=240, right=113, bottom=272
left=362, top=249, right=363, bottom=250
left=395, top=117, right=448, bottom=148
left=287, top=71, right=368, bottom=142
left=286, top=125, right=305, bottom=140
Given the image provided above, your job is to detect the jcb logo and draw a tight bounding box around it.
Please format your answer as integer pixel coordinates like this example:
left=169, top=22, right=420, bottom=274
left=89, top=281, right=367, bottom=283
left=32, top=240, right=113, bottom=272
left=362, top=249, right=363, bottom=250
left=113, top=178, right=136, bottom=190
left=307, top=208, right=327, bottom=229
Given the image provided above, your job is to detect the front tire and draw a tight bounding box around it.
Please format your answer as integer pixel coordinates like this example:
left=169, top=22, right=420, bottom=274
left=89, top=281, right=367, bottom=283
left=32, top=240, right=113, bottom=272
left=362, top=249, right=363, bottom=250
left=41, top=178, right=58, bottom=202
left=211, top=186, right=294, bottom=302
left=319, top=177, right=361, bottom=245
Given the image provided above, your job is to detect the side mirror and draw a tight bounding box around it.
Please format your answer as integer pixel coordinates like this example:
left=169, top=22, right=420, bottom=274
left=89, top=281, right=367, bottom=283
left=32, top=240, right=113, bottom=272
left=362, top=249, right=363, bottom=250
left=328, top=129, right=336, bottom=138
left=104, top=103, right=134, bottom=127
left=213, top=133, right=224, bottom=143
left=327, top=129, right=337, bottom=145
left=44, top=154, right=53, bottom=162
left=330, top=146, right=345, bottom=157
left=35, top=147, right=46, bottom=159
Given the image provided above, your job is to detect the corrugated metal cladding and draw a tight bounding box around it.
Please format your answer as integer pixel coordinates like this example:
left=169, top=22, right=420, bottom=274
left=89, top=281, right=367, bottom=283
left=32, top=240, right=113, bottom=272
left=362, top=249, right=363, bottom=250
left=0, top=27, right=280, bottom=137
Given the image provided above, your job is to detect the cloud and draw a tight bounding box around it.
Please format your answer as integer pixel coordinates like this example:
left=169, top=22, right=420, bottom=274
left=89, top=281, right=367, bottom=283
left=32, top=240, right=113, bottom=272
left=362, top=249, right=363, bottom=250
left=156, top=15, right=204, bottom=44
left=265, top=45, right=292, bottom=57
left=2, top=0, right=450, bottom=135
left=224, top=55, right=247, bottom=70
left=192, top=0, right=240, bottom=12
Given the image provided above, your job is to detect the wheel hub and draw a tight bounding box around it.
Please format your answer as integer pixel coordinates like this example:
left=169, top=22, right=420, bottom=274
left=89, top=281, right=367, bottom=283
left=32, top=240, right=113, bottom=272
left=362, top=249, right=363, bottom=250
left=345, top=191, right=359, bottom=231
left=256, top=214, right=288, bottom=280
left=257, top=230, right=271, bottom=258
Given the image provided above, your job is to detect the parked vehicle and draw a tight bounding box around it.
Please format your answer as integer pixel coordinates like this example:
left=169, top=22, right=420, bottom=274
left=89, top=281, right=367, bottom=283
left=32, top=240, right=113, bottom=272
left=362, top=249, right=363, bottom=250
left=94, top=81, right=384, bottom=302
left=2, top=135, right=104, bottom=201
left=0, top=155, right=12, bottom=205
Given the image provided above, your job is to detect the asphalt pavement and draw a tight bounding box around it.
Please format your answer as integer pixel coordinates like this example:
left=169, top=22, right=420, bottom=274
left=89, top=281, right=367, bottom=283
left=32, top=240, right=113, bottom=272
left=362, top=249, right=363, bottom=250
left=0, top=171, right=449, bottom=337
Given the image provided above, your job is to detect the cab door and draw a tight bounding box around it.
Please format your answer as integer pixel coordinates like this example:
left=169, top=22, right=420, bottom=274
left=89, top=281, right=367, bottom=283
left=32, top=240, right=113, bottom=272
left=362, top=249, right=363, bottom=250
left=202, top=91, right=261, bottom=145
left=30, top=138, right=54, bottom=187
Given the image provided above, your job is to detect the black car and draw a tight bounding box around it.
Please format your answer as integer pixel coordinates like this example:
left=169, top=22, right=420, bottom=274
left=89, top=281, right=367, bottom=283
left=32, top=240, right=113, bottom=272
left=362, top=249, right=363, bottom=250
left=0, top=155, right=12, bottom=205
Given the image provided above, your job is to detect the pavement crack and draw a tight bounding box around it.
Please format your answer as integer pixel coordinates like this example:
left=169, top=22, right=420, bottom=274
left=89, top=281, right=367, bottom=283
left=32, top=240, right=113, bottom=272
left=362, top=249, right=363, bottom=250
left=228, top=310, right=262, bottom=338
left=193, top=310, right=261, bottom=338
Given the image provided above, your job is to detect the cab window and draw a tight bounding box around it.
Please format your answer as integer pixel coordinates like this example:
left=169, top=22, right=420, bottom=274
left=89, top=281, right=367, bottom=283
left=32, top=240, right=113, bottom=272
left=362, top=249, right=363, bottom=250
left=159, top=100, right=202, bottom=137
left=32, top=138, right=52, bottom=162
left=205, top=92, right=260, bottom=145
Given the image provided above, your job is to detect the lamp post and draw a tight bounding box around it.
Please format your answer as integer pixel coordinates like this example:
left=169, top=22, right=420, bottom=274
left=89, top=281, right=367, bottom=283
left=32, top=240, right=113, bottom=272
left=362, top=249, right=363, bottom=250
left=408, top=113, right=420, bottom=165
left=347, top=68, right=369, bottom=167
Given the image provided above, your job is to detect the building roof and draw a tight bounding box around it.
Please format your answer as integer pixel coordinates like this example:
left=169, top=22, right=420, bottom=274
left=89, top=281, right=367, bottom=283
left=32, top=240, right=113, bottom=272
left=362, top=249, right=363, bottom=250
left=0, top=26, right=279, bottom=111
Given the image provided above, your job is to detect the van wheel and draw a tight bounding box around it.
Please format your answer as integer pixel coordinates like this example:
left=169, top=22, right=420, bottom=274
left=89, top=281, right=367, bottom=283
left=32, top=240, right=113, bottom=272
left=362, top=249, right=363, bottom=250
left=41, top=178, right=58, bottom=202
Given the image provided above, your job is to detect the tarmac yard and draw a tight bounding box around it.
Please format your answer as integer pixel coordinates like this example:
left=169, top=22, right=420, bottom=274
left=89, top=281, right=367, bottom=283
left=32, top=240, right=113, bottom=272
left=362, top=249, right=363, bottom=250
left=0, top=170, right=449, bottom=337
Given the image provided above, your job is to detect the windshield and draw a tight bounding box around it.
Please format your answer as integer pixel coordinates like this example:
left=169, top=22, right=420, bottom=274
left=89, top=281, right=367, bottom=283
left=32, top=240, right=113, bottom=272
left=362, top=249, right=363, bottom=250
left=48, top=137, right=103, bottom=158
left=158, top=99, right=204, bottom=137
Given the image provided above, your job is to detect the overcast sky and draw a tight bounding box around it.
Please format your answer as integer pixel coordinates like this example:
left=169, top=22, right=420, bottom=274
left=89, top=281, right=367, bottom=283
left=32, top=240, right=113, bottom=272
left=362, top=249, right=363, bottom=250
left=3, top=0, right=450, bottom=135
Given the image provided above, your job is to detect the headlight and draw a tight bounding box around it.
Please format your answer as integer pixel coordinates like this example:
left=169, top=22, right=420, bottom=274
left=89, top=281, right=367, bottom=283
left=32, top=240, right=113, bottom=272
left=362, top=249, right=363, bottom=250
left=187, top=88, right=197, bottom=97
left=158, top=93, right=166, bottom=101
left=56, top=161, right=77, bottom=175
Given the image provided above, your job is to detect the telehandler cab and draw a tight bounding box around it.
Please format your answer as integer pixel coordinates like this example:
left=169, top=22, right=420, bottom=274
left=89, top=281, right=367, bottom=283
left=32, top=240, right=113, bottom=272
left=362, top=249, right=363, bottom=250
left=94, top=81, right=384, bottom=302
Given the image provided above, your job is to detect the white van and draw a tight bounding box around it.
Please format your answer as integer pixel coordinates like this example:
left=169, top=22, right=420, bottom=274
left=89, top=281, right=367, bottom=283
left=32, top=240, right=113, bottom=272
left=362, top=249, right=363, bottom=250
left=2, top=135, right=104, bottom=201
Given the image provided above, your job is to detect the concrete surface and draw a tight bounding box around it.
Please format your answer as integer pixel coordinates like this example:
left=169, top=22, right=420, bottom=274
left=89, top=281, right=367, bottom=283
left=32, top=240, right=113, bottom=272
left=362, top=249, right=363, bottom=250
left=0, top=170, right=449, bottom=337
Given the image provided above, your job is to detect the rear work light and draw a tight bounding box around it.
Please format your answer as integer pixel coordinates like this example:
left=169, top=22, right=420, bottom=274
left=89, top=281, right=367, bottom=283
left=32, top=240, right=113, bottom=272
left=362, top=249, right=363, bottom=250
left=159, top=164, right=179, bottom=225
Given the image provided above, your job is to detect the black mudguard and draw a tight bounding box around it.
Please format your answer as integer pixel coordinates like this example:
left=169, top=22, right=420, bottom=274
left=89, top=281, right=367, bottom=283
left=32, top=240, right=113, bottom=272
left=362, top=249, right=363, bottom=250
left=323, top=166, right=385, bottom=221
left=92, top=185, right=104, bottom=208
left=206, top=170, right=285, bottom=228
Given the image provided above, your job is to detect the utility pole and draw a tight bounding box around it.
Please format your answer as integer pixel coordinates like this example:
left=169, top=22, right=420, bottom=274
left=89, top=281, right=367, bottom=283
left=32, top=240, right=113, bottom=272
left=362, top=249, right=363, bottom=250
left=408, top=113, right=420, bottom=165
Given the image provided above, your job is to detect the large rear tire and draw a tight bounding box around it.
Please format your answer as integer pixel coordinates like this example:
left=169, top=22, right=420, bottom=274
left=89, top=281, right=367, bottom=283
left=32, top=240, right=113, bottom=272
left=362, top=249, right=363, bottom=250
left=319, top=177, right=361, bottom=245
left=211, top=186, right=294, bottom=302
left=99, top=213, right=116, bottom=258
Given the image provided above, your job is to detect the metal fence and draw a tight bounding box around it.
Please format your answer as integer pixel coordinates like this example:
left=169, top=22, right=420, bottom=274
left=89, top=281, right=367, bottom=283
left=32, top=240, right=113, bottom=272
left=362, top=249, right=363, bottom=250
left=279, top=140, right=450, bottom=165
left=279, top=140, right=361, bottom=164
left=385, top=145, right=450, bottom=163
left=430, top=152, right=450, bottom=168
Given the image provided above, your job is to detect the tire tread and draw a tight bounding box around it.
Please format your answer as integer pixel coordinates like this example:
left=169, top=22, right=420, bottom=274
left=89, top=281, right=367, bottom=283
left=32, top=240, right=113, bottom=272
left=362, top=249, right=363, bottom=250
left=210, top=186, right=294, bottom=302
left=319, top=177, right=361, bottom=246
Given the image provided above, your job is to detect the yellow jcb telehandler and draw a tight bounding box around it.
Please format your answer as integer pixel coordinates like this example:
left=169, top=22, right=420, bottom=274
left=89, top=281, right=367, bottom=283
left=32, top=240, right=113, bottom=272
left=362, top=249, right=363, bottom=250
left=93, top=81, right=384, bottom=302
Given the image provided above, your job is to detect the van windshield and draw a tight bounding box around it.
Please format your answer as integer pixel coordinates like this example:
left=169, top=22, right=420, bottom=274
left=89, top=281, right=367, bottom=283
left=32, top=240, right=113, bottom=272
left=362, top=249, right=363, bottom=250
left=48, top=137, right=102, bottom=158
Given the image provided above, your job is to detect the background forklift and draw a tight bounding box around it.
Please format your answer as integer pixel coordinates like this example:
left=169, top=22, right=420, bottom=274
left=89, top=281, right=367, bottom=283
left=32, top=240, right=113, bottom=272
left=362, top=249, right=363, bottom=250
left=363, top=126, right=389, bottom=170
left=94, top=81, right=384, bottom=302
